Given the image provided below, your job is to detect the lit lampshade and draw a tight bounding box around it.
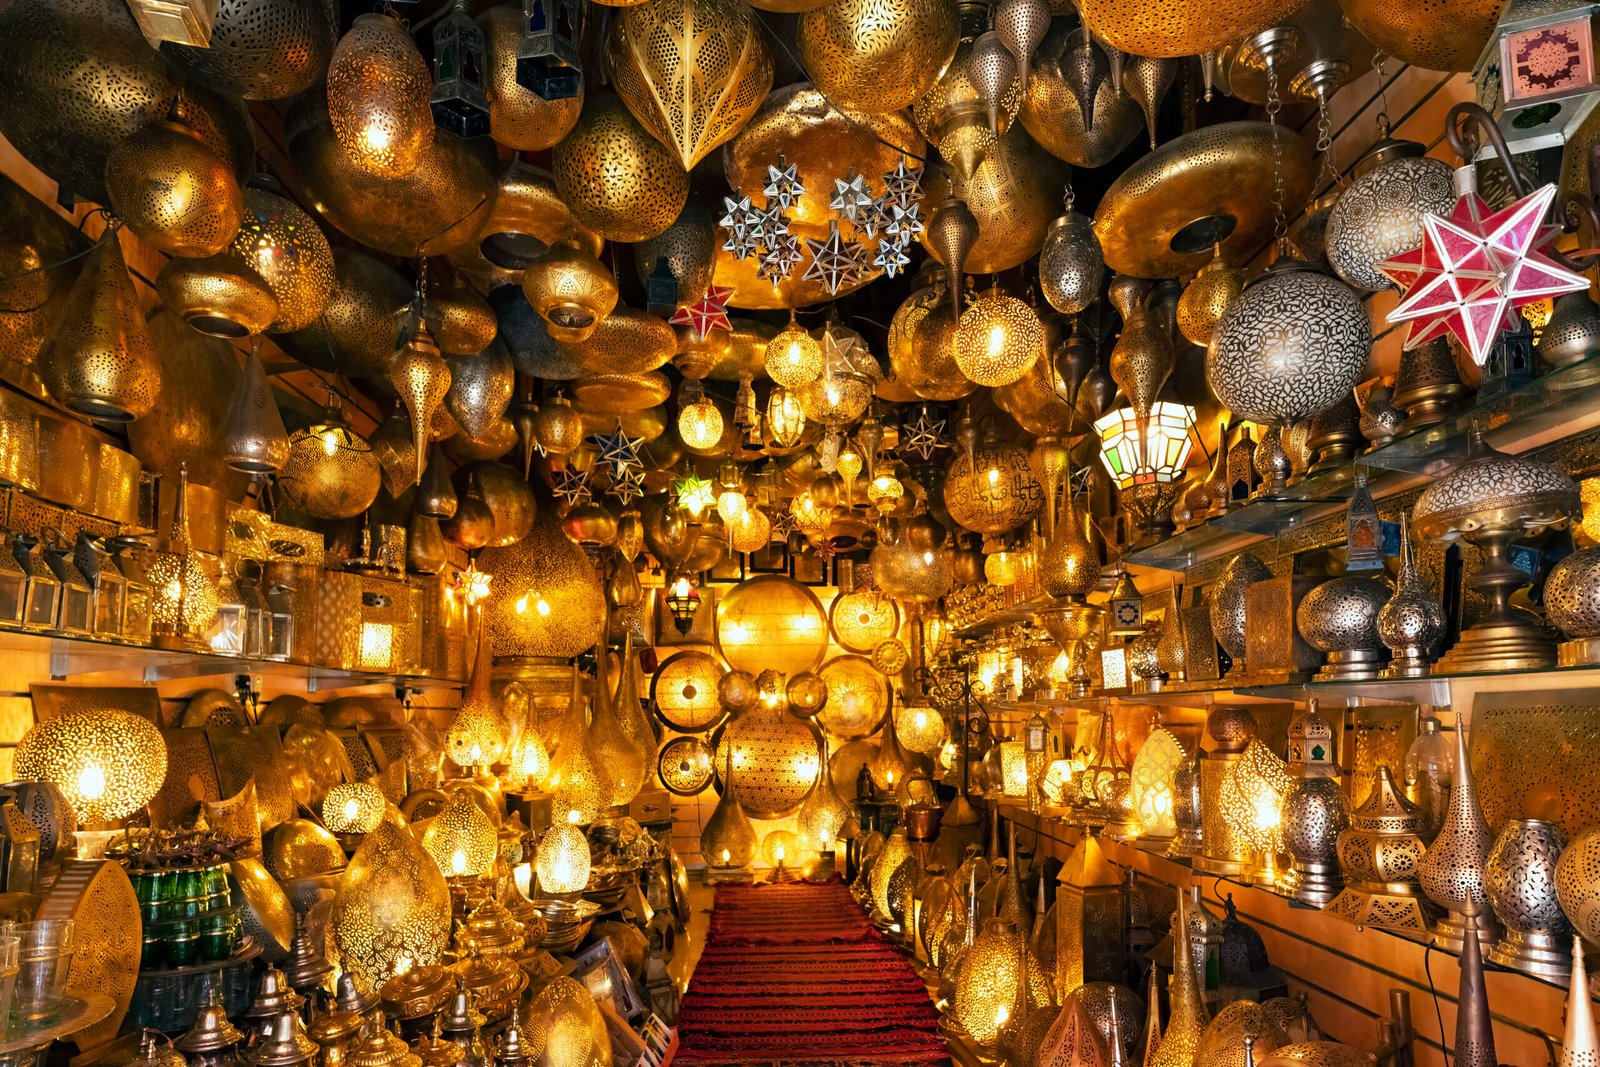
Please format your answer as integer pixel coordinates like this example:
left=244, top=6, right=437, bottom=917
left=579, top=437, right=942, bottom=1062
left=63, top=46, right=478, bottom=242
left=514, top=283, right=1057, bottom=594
left=716, top=480, right=748, bottom=526
left=869, top=717, right=911, bottom=793
left=390, top=322, right=452, bottom=486
left=1220, top=739, right=1294, bottom=881
left=701, top=750, right=757, bottom=869
left=871, top=828, right=914, bottom=917
left=525, top=976, right=609, bottom=1067
left=796, top=741, right=851, bottom=851
left=1094, top=401, right=1195, bottom=489
left=1130, top=728, right=1186, bottom=840
left=479, top=511, right=606, bottom=661
left=322, top=783, right=386, bottom=835
left=278, top=410, right=382, bottom=521
left=789, top=492, right=832, bottom=538
left=766, top=386, right=807, bottom=447
left=715, top=574, right=829, bottom=677
left=719, top=704, right=821, bottom=819
left=232, top=177, right=335, bottom=334
left=869, top=472, right=905, bottom=513
left=896, top=696, right=947, bottom=756
left=762, top=829, right=801, bottom=869
left=510, top=732, right=552, bottom=791
left=677, top=388, right=725, bottom=451
left=103, top=119, right=243, bottom=258
left=446, top=632, right=510, bottom=771
left=421, top=789, right=498, bottom=879
left=729, top=507, right=770, bottom=553
left=14, top=707, right=167, bottom=825
left=984, top=549, right=1025, bottom=587
left=1100, top=646, right=1129, bottom=690
left=953, top=287, right=1043, bottom=387
left=330, top=818, right=452, bottom=989
left=548, top=673, right=609, bottom=825
left=954, top=917, right=1051, bottom=1050
left=148, top=551, right=220, bottom=636
left=535, top=820, right=591, bottom=895
left=588, top=661, right=647, bottom=807
left=327, top=13, right=433, bottom=178
left=765, top=318, right=823, bottom=389
left=520, top=242, right=618, bottom=344
left=830, top=585, right=900, bottom=654
left=797, top=326, right=877, bottom=427
left=999, top=740, right=1030, bottom=797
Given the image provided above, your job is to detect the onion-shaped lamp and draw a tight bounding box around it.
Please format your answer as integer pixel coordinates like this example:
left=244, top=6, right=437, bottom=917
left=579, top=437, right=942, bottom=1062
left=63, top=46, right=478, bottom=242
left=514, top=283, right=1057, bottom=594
left=954, top=287, right=1043, bottom=387
left=796, top=738, right=851, bottom=852
left=103, top=119, right=243, bottom=258
left=954, top=916, right=1050, bottom=1053
left=327, top=13, right=433, bottom=179
left=14, top=707, right=167, bottom=826
left=478, top=511, right=606, bottom=662
left=534, top=820, right=591, bottom=896
left=421, top=789, right=498, bottom=879
left=329, top=818, right=452, bottom=990
left=445, top=631, right=509, bottom=773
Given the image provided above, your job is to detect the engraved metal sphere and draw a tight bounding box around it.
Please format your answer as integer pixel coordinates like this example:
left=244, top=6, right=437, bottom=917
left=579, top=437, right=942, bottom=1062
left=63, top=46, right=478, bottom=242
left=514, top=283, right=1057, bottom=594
left=797, top=0, right=960, bottom=114
left=104, top=121, right=244, bottom=259
left=921, top=125, right=1066, bottom=274
left=553, top=93, right=689, bottom=244
left=942, top=437, right=1043, bottom=534
left=561, top=308, right=676, bottom=375
left=233, top=180, right=336, bottom=334
left=478, top=511, right=606, bottom=660
left=278, top=423, right=382, bottom=520
left=1486, top=818, right=1571, bottom=976
left=1284, top=776, right=1349, bottom=866
left=1554, top=828, right=1600, bottom=946
left=155, top=252, right=279, bottom=339
left=1326, top=147, right=1455, bottom=293
left=1021, top=22, right=1143, bottom=168
left=1208, top=260, right=1371, bottom=425
left=1178, top=256, right=1245, bottom=347
left=523, top=243, right=619, bottom=344
left=1547, top=547, right=1600, bottom=638
left=1039, top=209, right=1103, bottom=316
left=162, top=0, right=337, bottom=101
left=1539, top=291, right=1600, bottom=369
left=327, top=13, right=433, bottom=179
left=0, top=0, right=182, bottom=204
left=1210, top=553, right=1271, bottom=661
left=888, top=270, right=976, bottom=402
left=479, top=3, right=582, bottom=151
left=275, top=248, right=410, bottom=377
left=1259, top=1044, right=1376, bottom=1067
left=954, top=290, right=1044, bottom=387
left=1297, top=577, right=1389, bottom=653
left=1412, top=440, right=1578, bottom=539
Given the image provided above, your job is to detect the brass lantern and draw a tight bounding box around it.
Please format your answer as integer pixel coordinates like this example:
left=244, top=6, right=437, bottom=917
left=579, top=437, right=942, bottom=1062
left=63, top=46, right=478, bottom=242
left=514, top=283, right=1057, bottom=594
left=327, top=13, right=434, bottom=179
left=330, top=818, right=453, bottom=991
left=103, top=120, right=243, bottom=258
left=480, top=5, right=582, bottom=150
left=521, top=243, right=619, bottom=344
left=232, top=175, right=335, bottom=334
left=277, top=405, right=383, bottom=521
left=797, top=0, right=960, bottom=114
left=516, top=0, right=583, bottom=100
left=478, top=510, right=606, bottom=661
left=953, top=287, right=1044, bottom=388
left=14, top=707, right=167, bottom=824
left=431, top=0, right=491, bottom=139
left=553, top=93, right=689, bottom=243
left=390, top=321, right=452, bottom=486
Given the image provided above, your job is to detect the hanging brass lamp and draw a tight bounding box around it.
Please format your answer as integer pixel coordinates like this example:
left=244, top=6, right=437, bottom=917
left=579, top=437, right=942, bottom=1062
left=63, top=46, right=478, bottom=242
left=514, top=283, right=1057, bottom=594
left=553, top=93, right=689, bottom=243
left=1077, top=0, right=1308, bottom=59
left=37, top=229, right=161, bottom=423
left=220, top=345, right=290, bottom=475
left=276, top=248, right=411, bottom=378
left=162, top=0, right=337, bottom=101
left=797, top=0, right=960, bottom=114
left=104, top=119, right=244, bottom=258
left=277, top=402, right=383, bottom=521
left=446, top=344, right=515, bottom=442
left=521, top=243, right=619, bottom=344
left=391, top=320, right=453, bottom=486
left=233, top=174, right=336, bottom=334
left=921, top=125, right=1066, bottom=275
left=327, top=12, right=434, bottom=179
left=156, top=251, right=280, bottom=339
left=479, top=4, right=583, bottom=151
left=608, top=0, right=774, bottom=171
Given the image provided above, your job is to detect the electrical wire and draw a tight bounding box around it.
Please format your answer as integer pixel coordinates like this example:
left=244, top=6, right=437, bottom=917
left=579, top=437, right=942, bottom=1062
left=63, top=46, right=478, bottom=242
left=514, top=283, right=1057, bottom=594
left=1423, top=941, right=1450, bottom=1067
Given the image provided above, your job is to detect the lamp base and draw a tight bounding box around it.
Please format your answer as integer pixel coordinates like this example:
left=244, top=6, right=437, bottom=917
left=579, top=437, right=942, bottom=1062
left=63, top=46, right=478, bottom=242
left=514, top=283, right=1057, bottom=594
left=1324, top=884, right=1435, bottom=934
left=1279, top=861, right=1342, bottom=906
left=1314, top=647, right=1387, bottom=682
left=1430, top=908, right=1500, bottom=955
left=1190, top=853, right=1247, bottom=877
left=1435, top=619, right=1557, bottom=674
left=1382, top=651, right=1434, bottom=678
left=1167, top=830, right=1203, bottom=859
left=1558, top=636, right=1600, bottom=666
left=703, top=866, right=754, bottom=885
left=1489, top=928, right=1572, bottom=980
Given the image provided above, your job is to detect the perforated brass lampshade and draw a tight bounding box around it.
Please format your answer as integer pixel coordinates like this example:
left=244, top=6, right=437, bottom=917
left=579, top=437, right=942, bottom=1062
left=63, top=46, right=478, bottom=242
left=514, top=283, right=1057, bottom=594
left=1130, top=728, right=1185, bottom=839
left=765, top=320, right=823, bottom=389
left=715, top=574, right=829, bottom=677
left=701, top=750, right=757, bottom=868
left=330, top=817, right=452, bottom=990
left=104, top=119, right=244, bottom=258
left=478, top=511, right=606, bottom=661
left=327, top=13, right=433, bottom=179
left=553, top=93, right=689, bottom=243
left=278, top=416, right=383, bottom=521
left=535, top=821, right=591, bottom=894
left=322, top=783, right=386, bottom=835
left=954, top=289, right=1043, bottom=387
left=954, top=916, right=1051, bottom=1049
left=446, top=632, right=510, bottom=771
left=718, top=704, right=821, bottom=819
left=232, top=178, right=335, bottom=334
left=421, top=789, right=498, bottom=878
left=521, top=243, right=618, bottom=344
left=14, top=707, right=167, bottom=825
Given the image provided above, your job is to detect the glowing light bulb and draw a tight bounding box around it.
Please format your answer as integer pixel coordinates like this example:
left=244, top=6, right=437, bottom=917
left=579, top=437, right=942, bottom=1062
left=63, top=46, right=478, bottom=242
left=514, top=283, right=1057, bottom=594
left=451, top=849, right=467, bottom=876
left=77, top=762, right=106, bottom=802
left=362, top=122, right=393, bottom=153
left=343, top=798, right=360, bottom=822
left=774, top=843, right=785, bottom=862
left=1253, top=792, right=1280, bottom=832
left=536, top=598, right=550, bottom=616
left=567, top=809, right=583, bottom=825
left=987, top=467, right=1001, bottom=485
left=321, top=429, right=339, bottom=456
left=721, top=849, right=731, bottom=864
left=987, top=323, right=1006, bottom=360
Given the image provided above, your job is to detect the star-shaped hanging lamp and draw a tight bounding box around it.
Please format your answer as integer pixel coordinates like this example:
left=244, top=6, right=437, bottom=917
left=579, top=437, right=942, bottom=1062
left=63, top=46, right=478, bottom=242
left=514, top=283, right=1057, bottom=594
left=883, top=158, right=924, bottom=211
left=874, top=236, right=911, bottom=279
left=608, top=467, right=645, bottom=507
left=758, top=232, right=805, bottom=284
left=553, top=466, right=591, bottom=505
left=669, top=285, right=734, bottom=339
left=674, top=473, right=716, bottom=516
left=829, top=173, right=874, bottom=223
left=1378, top=182, right=1588, bottom=365
left=764, top=157, right=804, bottom=211
left=902, top=409, right=948, bottom=461
left=802, top=222, right=867, bottom=296
left=591, top=423, right=644, bottom=479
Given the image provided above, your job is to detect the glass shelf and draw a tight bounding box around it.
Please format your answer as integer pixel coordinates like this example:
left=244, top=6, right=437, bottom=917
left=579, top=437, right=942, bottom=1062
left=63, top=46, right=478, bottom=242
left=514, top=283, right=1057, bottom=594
left=1233, top=659, right=1600, bottom=705
left=1122, top=522, right=1253, bottom=572
left=1363, top=350, right=1600, bottom=476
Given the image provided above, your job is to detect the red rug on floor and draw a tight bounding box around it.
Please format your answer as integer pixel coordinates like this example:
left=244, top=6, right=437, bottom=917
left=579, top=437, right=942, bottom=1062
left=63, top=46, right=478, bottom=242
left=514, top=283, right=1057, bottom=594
left=675, top=879, right=951, bottom=1067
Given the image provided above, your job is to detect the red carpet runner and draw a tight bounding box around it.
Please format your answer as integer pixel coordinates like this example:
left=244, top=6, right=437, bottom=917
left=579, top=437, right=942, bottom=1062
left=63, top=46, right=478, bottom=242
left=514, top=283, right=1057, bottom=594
left=675, top=879, right=951, bottom=1067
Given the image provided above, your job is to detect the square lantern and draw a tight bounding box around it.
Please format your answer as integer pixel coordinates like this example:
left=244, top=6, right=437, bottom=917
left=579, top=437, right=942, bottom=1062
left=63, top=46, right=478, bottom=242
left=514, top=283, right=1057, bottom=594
left=432, top=0, right=492, bottom=138
left=1100, top=646, right=1129, bottom=693
left=1476, top=1, right=1600, bottom=154
left=40, top=539, right=92, bottom=637
left=125, top=0, right=219, bottom=48
left=75, top=533, right=126, bottom=640
left=262, top=580, right=295, bottom=663
left=1094, top=401, right=1195, bottom=490
left=109, top=538, right=153, bottom=646
left=1106, top=569, right=1144, bottom=637
left=516, top=0, right=583, bottom=101
left=12, top=537, right=60, bottom=633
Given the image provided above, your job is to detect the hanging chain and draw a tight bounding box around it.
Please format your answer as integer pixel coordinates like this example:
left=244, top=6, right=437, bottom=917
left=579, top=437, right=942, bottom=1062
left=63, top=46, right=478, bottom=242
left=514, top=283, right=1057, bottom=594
left=1314, top=89, right=1339, bottom=192
left=1265, top=57, right=1288, bottom=250
left=1372, top=52, right=1391, bottom=137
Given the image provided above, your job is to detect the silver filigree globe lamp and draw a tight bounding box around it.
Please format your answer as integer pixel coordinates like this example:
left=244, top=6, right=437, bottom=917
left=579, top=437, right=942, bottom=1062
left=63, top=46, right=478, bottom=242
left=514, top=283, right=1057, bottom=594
left=1377, top=512, right=1445, bottom=678
left=1210, top=553, right=1271, bottom=679
left=1296, top=576, right=1391, bottom=682
left=1325, top=136, right=1455, bottom=293
left=1413, top=429, right=1579, bottom=673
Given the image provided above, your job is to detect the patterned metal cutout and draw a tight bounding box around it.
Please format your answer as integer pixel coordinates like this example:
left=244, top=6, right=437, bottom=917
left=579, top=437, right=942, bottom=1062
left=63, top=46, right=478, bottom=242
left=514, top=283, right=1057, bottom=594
left=553, top=94, right=689, bottom=244
left=36, top=859, right=140, bottom=1045
left=816, top=654, right=891, bottom=741
left=163, top=0, right=336, bottom=101
left=713, top=707, right=821, bottom=820
left=657, top=735, right=714, bottom=796
left=651, top=650, right=726, bottom=733
left=1471, top=697, right=1600, bottom=840
left=1350, top=705, right=1414, bottom=809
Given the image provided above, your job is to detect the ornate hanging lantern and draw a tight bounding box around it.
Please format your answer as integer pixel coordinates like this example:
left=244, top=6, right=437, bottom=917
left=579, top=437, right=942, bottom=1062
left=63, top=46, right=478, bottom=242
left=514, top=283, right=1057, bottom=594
left=765, top=316, right=824, bottom=390
left=609, top=0, right=773, bottom=171
left=1326, top=137, right=1455, bottom=293
left=716, top=574, right=829, bottom=677
left=156, top=252, right=279, bottom=339
left=954, top=287, right=1044, bottom=388
left=943, top=431, right=1044, bottom=535
left=277, top=403, right=383, bottom=520
left=329, top=819, right=452, bottom=990
left=431, top=0, right=491, bottom=139
left=162, top=0, right=337, bottom=101
left=104, top=120, right=243, bottom=258
left=479, top=4, right=581, bottom=150
left=233, top=175, right=335, bottom=334
left=478, top=511, right=605, bottom=661
left=521, top=243, right=618, bottom=344
left=328, top=13, right=434, bottom=179
left=534, top=822, right=591, bottom=895
left=390, top=321, right=453, bottom=486
left=553, top=94, right=689, bottom=243
left=1040, top=197, right=1103, bottom=316
left=797, top=0, right=960, bottom=114
left=913, top=16, right=1024, bottom=182
left=516, top=0, right=583, bottom=100
left=220, top=345, right=290, bottom=474
left=1177, top=250, right=1245, bottom=347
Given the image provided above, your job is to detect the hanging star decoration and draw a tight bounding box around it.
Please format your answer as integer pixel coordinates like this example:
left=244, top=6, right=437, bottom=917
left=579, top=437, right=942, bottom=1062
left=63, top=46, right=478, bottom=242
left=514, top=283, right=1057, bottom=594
left=883, top=158, right=924, bottom=211
left=674, top=473, right=716, bottom=516
left=553, top=466, right=591, bottom=505
left=591, top=423, right=644, bottom=480
left=609, top=467, right=645, bottom=507
left=769, top=509, right=797, bottom=540
left=830, top=172, right=875, bottom=224
left=874, top=237, right=911, bottom=279
left=669, top=285, right=734, bottom=339
left=764, top=157, right=804, bottom=212
left=1377, top=181, right=1588, bottom=366
left=758, top=232, right=806, bottom=284
left=720, top=195, right=764, bottom=260
left=812, top=536, right=839, bottom=565
left=886, top=202, right=925, bottom=240
left=902, top=409, right=948, bottom=461
left=856, top=195, right=892, bottom=240
left=754, top=201, right=790, bottom=243
left=802, top=222, right=867, bottom=296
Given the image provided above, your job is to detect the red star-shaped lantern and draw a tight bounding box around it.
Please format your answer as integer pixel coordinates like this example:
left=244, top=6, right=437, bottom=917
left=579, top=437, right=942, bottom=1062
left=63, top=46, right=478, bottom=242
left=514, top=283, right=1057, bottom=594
left=669, top=285, right=734, bottom=340
left=1378, top=181, right=1587, bottom=366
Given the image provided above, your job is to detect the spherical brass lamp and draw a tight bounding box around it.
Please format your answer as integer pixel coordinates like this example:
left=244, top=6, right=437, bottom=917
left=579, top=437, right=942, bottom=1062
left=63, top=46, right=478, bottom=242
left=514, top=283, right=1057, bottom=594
left=954, top=289, right=1043, bottom=388
left=323, top=783, right=386, bottom=836
left=232, top=177, right=335, bottom=334
left=327, top=13, right=433, bottom=179
left=715, top=574, right=830, bottom=677
left=520, top=243, right=618, bottom=344
left=104, top=120, right=244, bottom=258
left=278, top=414, right=383, bottom=521
left=535, top=821, right=591, bottom=895
left=717, top=705, right=822, bottom=819
left=525, top=976, right=610, bottom=1067
left=553, top=93, right=689, bottom=243
left=421, top=789, right=498, bottom=879
left=765, top=319, right=823, bottom=390
left=797, top=0, right=960, bottom=113
left=14, top=707, right=167, bottom=825
left=330, top=818, right=452, bottom=991
left=830, top=586, right=900, bottom=654
left=943, top=433, right=1044, bottom=534
left=478, top=512, right=606, bottom=662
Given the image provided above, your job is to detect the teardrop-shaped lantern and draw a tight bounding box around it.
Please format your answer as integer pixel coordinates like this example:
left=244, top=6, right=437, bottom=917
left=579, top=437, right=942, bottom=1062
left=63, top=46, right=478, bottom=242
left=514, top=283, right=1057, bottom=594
left=1039, top=205, right=1103, bottom=316
left=589, top=646, right=648, bottom=808
left=104, top=119, right=244, bottom=258
left=701, top=748, right=757, bottom=869
left=416, top=446, right=458, bottom=519
left=550, top=665, right=610, bottom=825
left=233, top=176, right=336, bottom=334
left=1038, top=493, right=1100, bottom=601
left=553, top=93, right=690, bottom=243
left=478, top=509, right=606, bottom=660
left=1122, top=54, right=1177, bottom=149
left=327, top=13, right=433, bottom=179
left=927, top=199, right=979, bottom=315
left=1177, top=249, right=1244, bottom=347
left=407, top=512, right=448, bottom=575
left=37, top=230, right=161, bottom=422
left=446, top=630, right=510, bottom=771
left=220, top=345, right=289, bottom=473
left=329, top=817, right=452, bottom=990
left=446, top=343, right=515, bottom=442
left=1108, top=275, right=1172, bottom=421
left=390, top=321, right=452, bottom=486
left=612, top=634, right=656, bottom=755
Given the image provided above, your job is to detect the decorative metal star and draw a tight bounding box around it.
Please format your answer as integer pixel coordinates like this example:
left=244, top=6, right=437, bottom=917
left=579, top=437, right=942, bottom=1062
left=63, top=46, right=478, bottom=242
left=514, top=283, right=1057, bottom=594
left=669, top=285, right=734, bottom=339
left=902, top=410, right=948, bottom=461
left=769, top=509, right=797, bottom=540
left=855, top=195, right=891, bottom=241
left=591, top=423, right=644, bottom=479
left=886, top=202, right=925, bottom=240
left=608, top=467, right=645, bottom=507
left=883, top=158, right=924, bottom=211
left=719, top=195, right=764, bottom=259
left=674, top=474, right=716, bottom=515
left=829, top=173, right=874, bottom=223
left=553, top=466, right=590, bottom=505
left=812, top=536, right=838, bottom=565
left=757, top=232, right=805, bottom=284
left=802, top=222, right=867, bottom=296
left=874, top=236, right=911, bottom=279
left=764, top=157, right=804, bottom=212
left=719, top=194, right=758, bottom=231
left=754, top=201, right=790, bottom=242
left=1378, top=182, right=1588, bottom=365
